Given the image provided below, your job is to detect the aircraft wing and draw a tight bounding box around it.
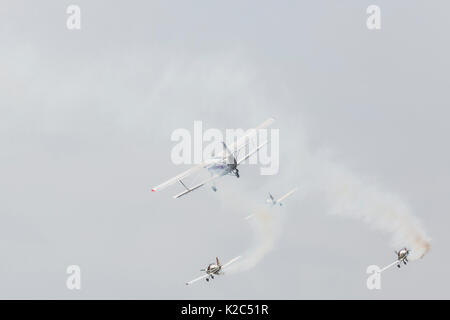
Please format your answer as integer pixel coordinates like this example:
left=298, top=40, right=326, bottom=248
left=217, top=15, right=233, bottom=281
left=224, top=118, right=274, bottom=156
left=173, top=173, right=222, bottom=199
left=185, top=274, right=209, bottom=285
left=151, top=163, right=205, bottom=192
left=276, top=187, right=298, bottom=203
left=379, top=260, right=400, bottom=273
left=222, top=256, right=242, bottom=269
left=152, top=118, right=273, bottom=192
left=237, top=140, right=268, bottom=165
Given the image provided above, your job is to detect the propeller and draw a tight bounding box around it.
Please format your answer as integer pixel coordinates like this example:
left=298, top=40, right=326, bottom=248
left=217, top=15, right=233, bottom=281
left=222, top=142, right=238, bottom=167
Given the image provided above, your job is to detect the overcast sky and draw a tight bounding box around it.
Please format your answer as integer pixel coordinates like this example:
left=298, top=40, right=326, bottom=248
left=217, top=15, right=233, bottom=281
left=1, top=1, right=449, bottom=299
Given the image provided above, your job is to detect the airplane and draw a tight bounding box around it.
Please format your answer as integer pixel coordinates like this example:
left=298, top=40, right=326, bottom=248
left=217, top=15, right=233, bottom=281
left=185, top=256, right=241, bottom=285
left=151, top=118, right=274, bottom=199
left=266, top=187, right=298, bottom=206
left=379, top=247, right=411, bottom=272
left=245, top=187, right=297, bottom=220
left=395, top=248, right=410, bottom=268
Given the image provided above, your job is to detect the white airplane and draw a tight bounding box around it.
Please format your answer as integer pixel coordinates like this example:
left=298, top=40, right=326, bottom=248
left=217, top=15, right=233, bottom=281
left=245, top=187, right=298, bottom=220
left=151, top=118, right=274, bottom=199
left=185, top=256, right=241, bottom=285
left=266, top=187, right=298, bottom=206
left=379, top=247, right=411, bottom=273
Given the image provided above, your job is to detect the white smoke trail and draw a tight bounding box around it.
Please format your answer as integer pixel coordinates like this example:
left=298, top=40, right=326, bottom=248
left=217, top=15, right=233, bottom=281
left=299, top=147, right=431, bottom=261
left=216, top=185, right=284, bottom=274
left=226, top=205, right=282, bottom=274
left=221, top=117, right=430, bottom=275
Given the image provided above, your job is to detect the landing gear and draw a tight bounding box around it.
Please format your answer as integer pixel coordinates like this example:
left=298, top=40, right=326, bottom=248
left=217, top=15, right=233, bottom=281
left=212, top=186, right=217, bottom=192
left=397, top=264, right=400, bottom=268
left=206, top=278, right=209, bottom=282
left=235, top=169, right=240, bottom=178
left=211, top=275, right=214, bottom=279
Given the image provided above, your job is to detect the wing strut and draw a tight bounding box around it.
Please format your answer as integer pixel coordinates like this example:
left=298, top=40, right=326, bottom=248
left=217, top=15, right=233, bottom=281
left=178, top=179, right=190, bottom=191
left=173, top=174, right=222, bottom=199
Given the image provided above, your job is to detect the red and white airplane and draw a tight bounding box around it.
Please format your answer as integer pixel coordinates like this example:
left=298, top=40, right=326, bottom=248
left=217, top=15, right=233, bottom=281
left=186, top=256, right=241, bottom=285
left=379, top=247, right=411, bottom=272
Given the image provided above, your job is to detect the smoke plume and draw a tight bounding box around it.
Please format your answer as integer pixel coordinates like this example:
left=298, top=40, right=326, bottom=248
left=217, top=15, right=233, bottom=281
left=297, top=142, right=431, bottom=261
left=230, top=206, right=282, bottom=273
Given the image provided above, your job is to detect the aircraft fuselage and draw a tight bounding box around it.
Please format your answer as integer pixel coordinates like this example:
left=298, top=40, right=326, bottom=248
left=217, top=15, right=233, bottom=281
left=206, top=264, right=221, bottom=275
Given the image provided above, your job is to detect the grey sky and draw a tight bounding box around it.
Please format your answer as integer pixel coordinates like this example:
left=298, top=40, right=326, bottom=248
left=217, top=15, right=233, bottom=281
left=0, top=1, right=449, bottom=299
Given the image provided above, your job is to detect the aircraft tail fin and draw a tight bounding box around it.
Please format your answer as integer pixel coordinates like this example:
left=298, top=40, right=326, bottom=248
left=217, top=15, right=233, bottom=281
left=222, top=142, right=238, bottom=166
left=267, top=193, right=275, bottom=204
left=216, top=257, right=221, bottom=266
